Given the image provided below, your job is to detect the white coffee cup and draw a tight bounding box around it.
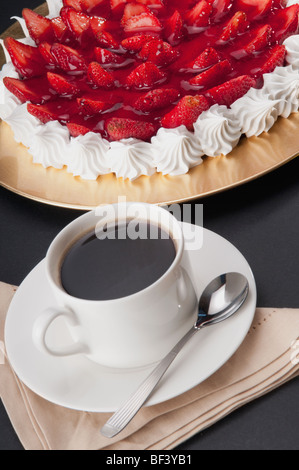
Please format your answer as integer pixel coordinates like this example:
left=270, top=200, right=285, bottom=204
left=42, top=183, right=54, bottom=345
left=32, top=202, right=197, bottom=369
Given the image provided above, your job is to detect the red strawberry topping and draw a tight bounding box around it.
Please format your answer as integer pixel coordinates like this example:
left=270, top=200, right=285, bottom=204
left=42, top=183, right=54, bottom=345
left=125, top=62, right=166, bottom=88
left=94, top=47, right=126, bottom=66
left=62, top=0, right=82, bottom=11
left=188, top=47, right=221, bottom=71
left=4, top=38, right=46, bottom=78
left=51, top=16, right=74, bottom=44
left=92, top=30, right=119, bottom=49
left=244, top=24, right=272, bottom=55
left=22, top=8, right=55, bottom=45
left=123, top=12, right=162, bottom=33
left=81, top=0, right=107, bottom=14
left=234, top=0, right=272, bottom=21
left=206, top=75, right=256, bottom=106
left=106, top=117, right=157, bottom=140
left=121, top=3, right=152, bottom=26
left=138, top=39, right=179, bottom=67
left=47, top=72, right=80, bottom=96
left=220, top=11, right=249, bottom=42
left=3, top=76, right=52, bottom=104
left=134, top=88, right=180, bottom=111
left=121, top=34, right=156, bottom=51
left=67, top=122, right=91, bottom=136
left=185, top=0, right=213, bottom=28
left=50, top=43, right=87, bottom=72
left=163, top=10, right=184, bottom=45
left=161, top=95, right=210, bottom=131
left=77, top=97, right=114, bottom=115
left=269, top=4, right=299, bottom=43
left=38, top=42, right=57, bottom=65
left=259, top=45, right=287, bottom=75
left=189, top=59, right=232, bottom=89
left=1, top=0, right=297, bottom=145
left=211, top=0, right=233, bottom=23
left=27, top=103, right=61, bottom=123
left=87, top=61, right=115, bottom=87
left=64, top=9, right=91, bottom=43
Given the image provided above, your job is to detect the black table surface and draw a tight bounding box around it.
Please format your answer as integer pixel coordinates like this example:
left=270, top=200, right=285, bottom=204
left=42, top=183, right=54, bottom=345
left=0, top=0, right=299, bottom=451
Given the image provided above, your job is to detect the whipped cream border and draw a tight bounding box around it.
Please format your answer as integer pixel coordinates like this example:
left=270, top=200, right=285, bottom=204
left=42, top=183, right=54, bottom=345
left=1, top=0, right=299, bottom=180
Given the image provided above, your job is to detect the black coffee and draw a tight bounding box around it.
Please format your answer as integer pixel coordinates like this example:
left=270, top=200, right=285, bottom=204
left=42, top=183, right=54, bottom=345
left=61, top=221, right=176, bottom=301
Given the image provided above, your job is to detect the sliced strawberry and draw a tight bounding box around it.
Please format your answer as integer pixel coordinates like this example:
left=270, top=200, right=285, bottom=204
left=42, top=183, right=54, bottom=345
left=121, top=3, right=152, bottom=26
left=269, top=4, right=299, bottom=43
left=51, top=17, right=71, bottom=43
left=123, top=12, right=162, bottom=33
left=67, top=122, right=91, bottom=136
left=188, top=47, right=221, bottom=70
left=106, top=117, right=157, bottom=141
left=234, top=0, right=272, bottom=21
left=81, top=0, right=106, bottom=13
left=135, top=0, right=165, bottom=9
left=62, top=0, right=83, bottom=10
left=185, top=0, right=213, bottom=28
left=244, top=24, right=272, bottom=55
left=121, top=34, right=156, bottom=51
left=189, top=59, right=232, bottom=88
left=87, top=61, right=115, bottom=88
left=50, top=43, right=87, bottom=72
left=38, top=42, right=57, bottom=65
left=90, top=15, right=107, bottom=35
left=22, top=8, right=55, bottom=45
left=138, top=39, right=179, bottom=66
left=3, top=76, right=52, bottom=104
left=27, top=103, right=60, bottom=123
left=28, top=100, right=78, bottom=123
left=161, top=94, right=210, bottom=131
left=64, top=9, right=91, bottom=42
left=134, top=88, right=180, bottom=112
left=60, top=6, right=74, bottom=25
left=77, top=97, right=114, bottom=115
left=4, top=38, right=46, bottom=78
left=125, top=62, right=166, bottom=88
left=93, top=31, right=119, bottom=49
left=110, top=0, right=127, bottom=13
left=259, top=44, right=286, bottom=75
left=220, top=11, right=248, bottom=42
left=210, top=0, right=233, bottom=23
left=206, top=74, right=256, bottom=106
left=94, top=47, right=126, bottom=66
left=163, top=10, right=184, bottom=45
left=47, top=72, right=80, bottom=96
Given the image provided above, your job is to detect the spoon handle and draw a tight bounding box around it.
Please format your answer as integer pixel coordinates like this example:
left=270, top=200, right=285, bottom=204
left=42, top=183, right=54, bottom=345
left=101, top=326, right=198, bottom=439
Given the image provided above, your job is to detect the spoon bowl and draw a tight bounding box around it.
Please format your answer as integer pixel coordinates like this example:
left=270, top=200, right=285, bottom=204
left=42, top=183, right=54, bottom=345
left=101, top=272, right=249, bottom=438
left=196, top=272, right=249, bottom=329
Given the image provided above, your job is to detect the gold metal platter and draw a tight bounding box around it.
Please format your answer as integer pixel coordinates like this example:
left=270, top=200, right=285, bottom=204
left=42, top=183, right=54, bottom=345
left=1, top=3, right=299, bottom=210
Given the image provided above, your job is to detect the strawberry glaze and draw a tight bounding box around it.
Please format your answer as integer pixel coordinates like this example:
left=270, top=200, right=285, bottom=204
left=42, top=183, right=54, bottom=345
left=4, top=0, right=298, bottom=140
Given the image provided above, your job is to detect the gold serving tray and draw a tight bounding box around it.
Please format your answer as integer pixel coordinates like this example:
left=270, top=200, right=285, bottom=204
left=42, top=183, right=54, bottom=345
left=1, top=3, right=299, bottom=210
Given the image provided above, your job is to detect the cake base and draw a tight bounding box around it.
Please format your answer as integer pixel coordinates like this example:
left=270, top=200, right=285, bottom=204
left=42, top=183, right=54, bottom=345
left=1, top=114, right=299, bottom=209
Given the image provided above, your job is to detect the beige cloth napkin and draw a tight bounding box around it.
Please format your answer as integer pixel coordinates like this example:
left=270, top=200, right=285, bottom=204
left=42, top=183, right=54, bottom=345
left=0, top=281, right=298, bottom=450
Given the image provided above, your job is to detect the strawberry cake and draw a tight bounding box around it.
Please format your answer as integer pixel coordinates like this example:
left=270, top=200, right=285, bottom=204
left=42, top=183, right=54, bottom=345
left=1, top=0, right=299, bottom=180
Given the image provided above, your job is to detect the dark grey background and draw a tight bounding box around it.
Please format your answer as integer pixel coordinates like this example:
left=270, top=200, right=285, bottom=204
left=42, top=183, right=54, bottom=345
left=0, top=0, right=298, bottom=450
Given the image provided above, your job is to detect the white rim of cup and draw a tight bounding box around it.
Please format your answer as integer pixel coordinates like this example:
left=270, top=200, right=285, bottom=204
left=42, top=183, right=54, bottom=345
left=46, top=202, right=185, bottom=304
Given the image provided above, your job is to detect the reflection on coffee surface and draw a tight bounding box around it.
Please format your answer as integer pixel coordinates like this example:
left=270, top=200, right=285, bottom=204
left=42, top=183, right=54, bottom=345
left=61, top=221, right=176, bottom=301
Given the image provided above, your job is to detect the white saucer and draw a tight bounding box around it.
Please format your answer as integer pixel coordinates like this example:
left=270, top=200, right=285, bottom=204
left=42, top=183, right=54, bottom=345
left=5, top=223, right=256, bottom=412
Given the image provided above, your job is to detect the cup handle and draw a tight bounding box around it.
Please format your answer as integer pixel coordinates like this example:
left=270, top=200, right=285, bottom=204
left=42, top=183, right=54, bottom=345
left=176, top=267, right=194, bottom=305
left=32, top=307, right=89, bottom=357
